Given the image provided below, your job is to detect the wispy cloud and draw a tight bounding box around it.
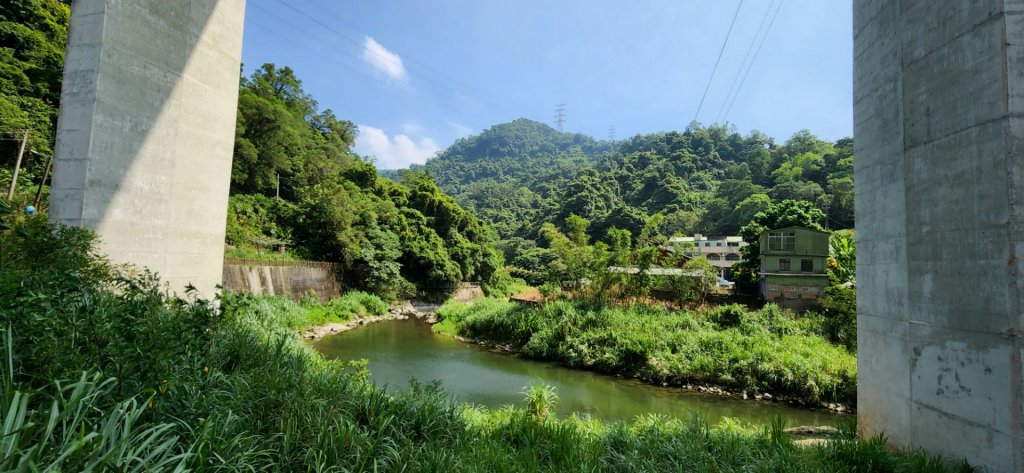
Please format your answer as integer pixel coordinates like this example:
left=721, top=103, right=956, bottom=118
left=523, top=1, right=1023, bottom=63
left=362, top=36, right=407, bottom=82
left=446, top=120, right=474, bottom=138
left=355, top=125, right=439, bottom=169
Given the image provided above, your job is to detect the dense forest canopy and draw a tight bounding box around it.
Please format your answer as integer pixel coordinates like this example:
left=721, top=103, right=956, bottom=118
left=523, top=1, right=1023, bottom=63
left=1, top=1, right=853, bottom=298
left=226, top=64, right=505, bottom=299
left=414, top=119, right=853, bottom=272
left=0, top=0, right=69, bottom=178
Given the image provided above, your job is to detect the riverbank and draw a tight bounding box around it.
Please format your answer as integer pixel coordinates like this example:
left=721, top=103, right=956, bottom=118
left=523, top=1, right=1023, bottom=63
left=433, top=297, right=857, bottom=411
left=301, top=300, right=440, bottom=340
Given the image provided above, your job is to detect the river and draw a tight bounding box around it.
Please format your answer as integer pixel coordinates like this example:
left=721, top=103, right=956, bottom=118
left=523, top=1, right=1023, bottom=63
left=311, top=318, right=848, bottom=426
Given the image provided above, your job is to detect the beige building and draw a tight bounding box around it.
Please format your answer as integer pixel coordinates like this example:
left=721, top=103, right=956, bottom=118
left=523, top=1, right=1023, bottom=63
left=668, top=234, right=746, bottom=277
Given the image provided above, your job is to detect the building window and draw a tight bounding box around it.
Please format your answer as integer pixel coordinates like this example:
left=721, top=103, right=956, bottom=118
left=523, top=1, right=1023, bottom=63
left=768, top=232, right=796, bottom=251
left=716, top=242, right=723, bottom=247
left=725, top=253, right=740, bottom=261
left=708, top=254, right=721, bottom=261
left=704, top=242, right=711, bottom=247
left=727, top=242, right=739, bottom=247
left=779, top=259, right=791, bottom=271
left=801, top=259, right=813, bottom=272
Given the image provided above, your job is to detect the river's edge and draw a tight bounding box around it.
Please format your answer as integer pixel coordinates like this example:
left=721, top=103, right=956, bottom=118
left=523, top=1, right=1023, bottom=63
left=440, top=331, right=853, bottom=415
left=301, top=300, right=439, bottom=341
left=303, top=304, right=852, bottom=415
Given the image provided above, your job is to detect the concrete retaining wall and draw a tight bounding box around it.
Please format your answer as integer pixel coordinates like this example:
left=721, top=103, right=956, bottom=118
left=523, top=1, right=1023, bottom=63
left=222, top=258, right=342, bottom=302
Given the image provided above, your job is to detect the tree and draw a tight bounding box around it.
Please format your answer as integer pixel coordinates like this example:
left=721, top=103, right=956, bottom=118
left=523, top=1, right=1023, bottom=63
left=680, top=256, right=718, bottom=305
left=828, top=229, right=856, bottom=285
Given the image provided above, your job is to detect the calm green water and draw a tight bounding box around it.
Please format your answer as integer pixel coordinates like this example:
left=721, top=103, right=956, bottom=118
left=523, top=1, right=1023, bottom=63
left=312, top=318, right=848, bottom=426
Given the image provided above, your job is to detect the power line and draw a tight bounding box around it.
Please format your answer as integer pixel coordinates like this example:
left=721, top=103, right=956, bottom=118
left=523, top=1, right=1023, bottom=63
left=715, top=0, right=777, bottom=123
left=246, top=6, right=492, bottom=119
left=692, top=0, right=744, bottom=124
left=301, top=0, right=514, bottom=111
left=554, top=104, right=566, bottom=132
left=270, top=0, right=511, bottom=114
left=722, top=0, right=784, bottom=121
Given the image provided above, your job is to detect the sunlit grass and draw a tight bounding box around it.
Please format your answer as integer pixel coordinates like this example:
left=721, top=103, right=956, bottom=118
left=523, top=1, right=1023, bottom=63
left=436, top=298, right=857, bottom=405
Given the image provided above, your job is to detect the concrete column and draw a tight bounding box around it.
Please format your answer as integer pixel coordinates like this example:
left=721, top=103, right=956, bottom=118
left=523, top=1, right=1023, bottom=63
left=854, top=1, right=1023, bottom=471
left=50, top=0, right=246, bottom=298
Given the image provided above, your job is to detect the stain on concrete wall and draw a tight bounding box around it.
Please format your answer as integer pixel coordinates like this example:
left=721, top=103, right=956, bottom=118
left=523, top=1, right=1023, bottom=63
left=222, top=258, right=342, bottom=302
left=854, top=1, right=1023, bottom=470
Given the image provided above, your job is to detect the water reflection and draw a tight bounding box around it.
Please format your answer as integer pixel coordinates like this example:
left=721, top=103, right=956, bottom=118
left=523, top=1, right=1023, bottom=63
left=312, top=318, right=847, bottom=426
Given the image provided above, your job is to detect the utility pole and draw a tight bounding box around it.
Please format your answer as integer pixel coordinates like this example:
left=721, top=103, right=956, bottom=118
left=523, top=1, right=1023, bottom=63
left=821, top=201, right=831, bottom=229
left=554, top=104, right=566, bottom=132
left=276, top=172, right=281, bottom=199
left=33, top=150, right=53, bottom=209
left=6, top=130, right=28, bottom=201
left=608, top=126, right=616, bottom=141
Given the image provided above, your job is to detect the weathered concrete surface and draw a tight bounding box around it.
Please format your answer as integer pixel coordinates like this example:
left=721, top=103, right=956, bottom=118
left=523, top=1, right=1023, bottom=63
left=50, top=0, right=246, bottom=298
left=854, top=1, right=1023, bottom=471
left=222, top=259, right=343, bottom=302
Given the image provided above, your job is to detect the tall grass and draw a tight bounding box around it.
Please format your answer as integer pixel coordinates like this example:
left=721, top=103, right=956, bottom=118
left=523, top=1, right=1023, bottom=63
left=0, top=203, right=970, bottom=471
left=436, top=298, right=857, bottom=405
left=221, top=290, right=388, bottom=330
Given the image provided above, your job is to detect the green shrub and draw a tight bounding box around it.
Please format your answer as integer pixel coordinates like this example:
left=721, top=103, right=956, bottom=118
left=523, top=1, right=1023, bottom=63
left=0, top=204, right=965, bottom=471
left=441, top=298, right=857, bottom=405
left=819, top=285, right=857, bottom=350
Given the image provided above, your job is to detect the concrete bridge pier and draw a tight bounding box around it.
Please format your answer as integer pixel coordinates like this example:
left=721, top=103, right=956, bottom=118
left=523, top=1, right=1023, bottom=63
left=854, top=1, right=1023, bottom=471
left=49, top=0, right=246, bottom=297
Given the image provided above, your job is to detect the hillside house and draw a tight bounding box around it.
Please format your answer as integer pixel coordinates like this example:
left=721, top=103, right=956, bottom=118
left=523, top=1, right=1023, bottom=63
left=758, top=226, right=829, bottom=310
left=667, top=234, right=746, bottom=277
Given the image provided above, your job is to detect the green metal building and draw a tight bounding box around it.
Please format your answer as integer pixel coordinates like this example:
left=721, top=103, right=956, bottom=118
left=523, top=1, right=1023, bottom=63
left=758, top=226, right=830, bottom=310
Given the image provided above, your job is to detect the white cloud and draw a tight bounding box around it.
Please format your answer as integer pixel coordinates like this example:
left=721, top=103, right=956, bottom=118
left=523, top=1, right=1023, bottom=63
left=355, top=125, right=439, bottom=169
left=362, top=36, right=407, bottom=82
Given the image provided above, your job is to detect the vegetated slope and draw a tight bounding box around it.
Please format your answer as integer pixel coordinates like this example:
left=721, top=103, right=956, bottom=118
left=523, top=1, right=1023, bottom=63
left=414, top=118, right=616, bottom=238
left=420, top=120, right=854, bottom=249
left=0, top=0, right=70, bottom=204
left=225, top=64, right=509, bottom=299
left=0, top=203, right=968, bottom=472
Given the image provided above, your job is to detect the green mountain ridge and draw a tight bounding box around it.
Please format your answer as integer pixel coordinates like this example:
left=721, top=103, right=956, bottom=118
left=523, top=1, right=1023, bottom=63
left=412, top=119, right=854, bottom=251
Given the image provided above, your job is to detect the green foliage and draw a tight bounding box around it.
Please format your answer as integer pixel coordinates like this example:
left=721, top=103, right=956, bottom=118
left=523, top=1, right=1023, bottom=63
left=438, top=298, right=857, bottom=405
left=421, top=121, right=853, bottom=274
left=828, top=229, right=856, bottom=285
left=522, top=383, right=559, bottom=421
left=0, top=0, right=69, bottom=166
left=818, top=285, right=857, bottom=350
left=220, top=291, right=387, bottom=331
left=0, top=194, right=967, bottom=472
left=225, top=65, right=503, bottom=298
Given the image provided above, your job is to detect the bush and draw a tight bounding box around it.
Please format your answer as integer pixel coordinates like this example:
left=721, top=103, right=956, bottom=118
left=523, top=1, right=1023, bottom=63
left=440, top=298, right=858, bottom=405
left=0, top=204, right=965, bottom=471
left=820, top=285, right=857, bottom=350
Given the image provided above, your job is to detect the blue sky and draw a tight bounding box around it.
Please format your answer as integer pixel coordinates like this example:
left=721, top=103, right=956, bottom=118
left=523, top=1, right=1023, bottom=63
left=242, top=0, right=853, bottom=169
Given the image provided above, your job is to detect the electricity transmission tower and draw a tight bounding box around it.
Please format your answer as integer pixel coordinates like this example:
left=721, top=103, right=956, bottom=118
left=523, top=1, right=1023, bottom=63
left=554, top=104, right=566, bottom=132
left=608, top=126, right=616, bottom=141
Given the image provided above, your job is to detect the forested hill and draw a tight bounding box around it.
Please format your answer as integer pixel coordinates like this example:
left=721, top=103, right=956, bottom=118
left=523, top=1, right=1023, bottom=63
left=417, top=120, right=854, bottom=243
left=416, top=118, right=615, bottom=189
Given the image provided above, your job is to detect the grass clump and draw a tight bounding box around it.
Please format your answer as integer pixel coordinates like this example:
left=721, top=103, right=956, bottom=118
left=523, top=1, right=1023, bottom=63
left=436, top=298, right=857, bottom=405
left=0, top=202, right=970, bottom=471
left=221, top=290, right=388, bottom=330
